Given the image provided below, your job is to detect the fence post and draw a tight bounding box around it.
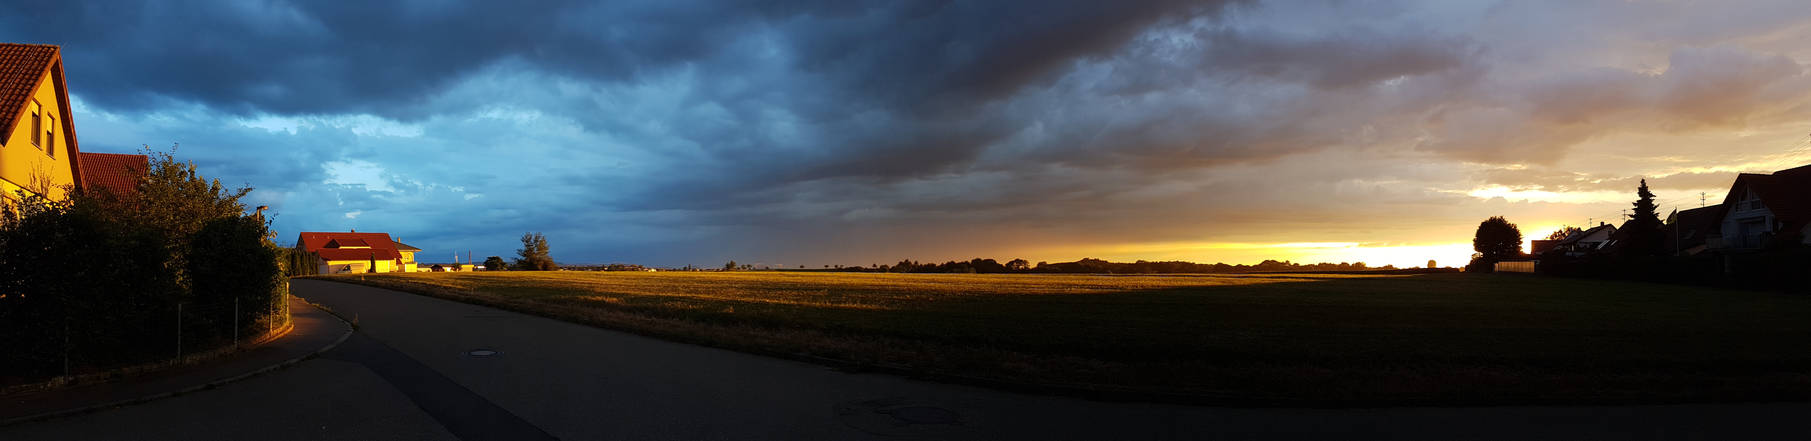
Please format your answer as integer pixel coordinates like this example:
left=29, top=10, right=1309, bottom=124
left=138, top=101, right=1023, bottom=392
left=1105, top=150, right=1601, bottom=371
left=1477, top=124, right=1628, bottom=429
left=234, top=297, right=240, bottom=349
left=63, top=320, right=69, bottom=377
left=175, top=302, right=183, bottom=360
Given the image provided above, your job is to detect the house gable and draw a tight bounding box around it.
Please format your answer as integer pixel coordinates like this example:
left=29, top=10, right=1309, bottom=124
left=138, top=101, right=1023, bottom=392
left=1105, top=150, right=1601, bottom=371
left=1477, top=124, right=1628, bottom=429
left=1716, top=165, right=1811, bottom=247
left=0, top=43, right=85, bottom=200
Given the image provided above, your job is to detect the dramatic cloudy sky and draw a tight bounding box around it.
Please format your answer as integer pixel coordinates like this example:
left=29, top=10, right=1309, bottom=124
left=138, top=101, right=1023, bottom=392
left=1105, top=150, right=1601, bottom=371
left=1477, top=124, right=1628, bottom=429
left=7, top=1, right=1811, bottom=267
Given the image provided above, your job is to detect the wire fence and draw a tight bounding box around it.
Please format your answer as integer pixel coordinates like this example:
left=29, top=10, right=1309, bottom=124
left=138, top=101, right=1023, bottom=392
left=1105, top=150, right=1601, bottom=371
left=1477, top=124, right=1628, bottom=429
left=4, top=288, right=291, bottom=384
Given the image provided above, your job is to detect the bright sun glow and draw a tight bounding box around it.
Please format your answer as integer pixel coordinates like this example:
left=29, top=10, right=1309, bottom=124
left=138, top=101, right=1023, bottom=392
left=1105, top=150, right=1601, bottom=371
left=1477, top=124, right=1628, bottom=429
left=1070, top=241, right=1478, bottom=270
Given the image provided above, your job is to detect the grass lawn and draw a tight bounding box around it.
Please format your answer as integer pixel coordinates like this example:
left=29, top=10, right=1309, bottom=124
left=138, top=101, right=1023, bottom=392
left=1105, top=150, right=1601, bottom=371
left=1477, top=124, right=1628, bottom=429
left=308, top=271, right=1811, bottom=405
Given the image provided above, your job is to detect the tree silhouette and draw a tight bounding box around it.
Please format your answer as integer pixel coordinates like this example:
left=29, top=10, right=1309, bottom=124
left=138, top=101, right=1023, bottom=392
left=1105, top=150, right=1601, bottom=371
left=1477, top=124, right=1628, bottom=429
left=1620, top=179, right=1665, bottom=257
left=723, top=260, right=738, bottom=271
left=483, top=256, right=507, bottom=271
left=1468, top=216, right=1523, bottom=272
left=1005, top=258, right=1030, bottom=271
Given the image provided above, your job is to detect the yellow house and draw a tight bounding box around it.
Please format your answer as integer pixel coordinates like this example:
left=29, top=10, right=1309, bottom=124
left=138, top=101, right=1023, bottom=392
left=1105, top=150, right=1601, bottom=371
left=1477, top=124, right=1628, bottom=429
left=395, top=241, right=420, bottom=273
left=0, top=43, right=85, bottom=203
left=296, top=231, right=422, bottom=274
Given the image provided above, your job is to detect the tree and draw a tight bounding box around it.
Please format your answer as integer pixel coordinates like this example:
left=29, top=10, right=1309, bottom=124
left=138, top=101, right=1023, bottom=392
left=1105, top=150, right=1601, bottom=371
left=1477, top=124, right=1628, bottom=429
left=93, top=147, right=254, bottom=290
left=512, top=232, right=557, bottom=271
left=1619, top=179, right=1665, bottom=257
left=970, top=258, right=1006, bottom=273
left=723, top=260, right=738, bottom=271
left=1545, top=227, right=1581, bottom=241
left=483, top=256, right=507, bottom=271
left=1468, top=216, right=1523, bottom=272
left=1005, top=258, right=1031, bottom=271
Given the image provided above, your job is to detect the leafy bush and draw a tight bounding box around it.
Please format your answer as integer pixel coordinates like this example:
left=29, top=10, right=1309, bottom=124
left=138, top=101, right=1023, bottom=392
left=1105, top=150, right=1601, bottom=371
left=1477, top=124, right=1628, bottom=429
left=0, top=149, right=284, bottom=384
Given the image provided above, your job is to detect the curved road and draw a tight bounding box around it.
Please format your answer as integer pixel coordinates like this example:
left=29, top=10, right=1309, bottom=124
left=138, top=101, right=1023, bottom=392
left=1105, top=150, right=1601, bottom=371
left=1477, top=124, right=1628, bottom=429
left=6, top=279, right=1806, bottom=440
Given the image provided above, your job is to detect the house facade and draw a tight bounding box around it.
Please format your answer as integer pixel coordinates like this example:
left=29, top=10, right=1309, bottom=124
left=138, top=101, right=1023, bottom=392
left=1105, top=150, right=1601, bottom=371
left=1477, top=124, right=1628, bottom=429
left=0, top=43, right=148, bottom=205
left=0, top=43, right=84, bottom=203
left=1710, top=164, right=1811, bottom=250
left=295, top=232, right=421, bottom=274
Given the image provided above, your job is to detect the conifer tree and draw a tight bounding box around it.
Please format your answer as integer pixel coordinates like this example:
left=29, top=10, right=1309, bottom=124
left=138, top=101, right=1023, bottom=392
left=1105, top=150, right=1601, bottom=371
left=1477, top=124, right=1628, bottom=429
left=1620, top=179, right=1665, bottom=257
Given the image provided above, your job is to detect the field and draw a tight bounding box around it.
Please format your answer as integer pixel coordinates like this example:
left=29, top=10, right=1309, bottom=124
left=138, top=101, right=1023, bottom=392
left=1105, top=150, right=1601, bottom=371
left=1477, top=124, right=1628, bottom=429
left=309, top=271, right=1811, bottom=405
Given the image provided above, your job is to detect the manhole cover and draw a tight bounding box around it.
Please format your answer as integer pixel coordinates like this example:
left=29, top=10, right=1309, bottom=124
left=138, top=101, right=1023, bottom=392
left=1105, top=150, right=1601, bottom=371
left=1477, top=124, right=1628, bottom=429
left=466, top=349, right=501, bottom=357
left=835, top=397, right=965, bottom=436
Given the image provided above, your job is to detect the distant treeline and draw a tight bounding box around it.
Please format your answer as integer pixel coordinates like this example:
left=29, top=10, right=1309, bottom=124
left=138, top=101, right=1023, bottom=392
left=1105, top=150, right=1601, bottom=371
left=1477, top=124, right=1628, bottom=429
left=814, top=258, right=1414, bottom=274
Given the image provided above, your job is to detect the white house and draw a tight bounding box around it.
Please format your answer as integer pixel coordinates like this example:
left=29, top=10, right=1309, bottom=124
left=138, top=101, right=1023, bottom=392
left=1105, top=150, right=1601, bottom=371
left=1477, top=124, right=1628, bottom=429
left=1711, top=164, right=1811, bottom=250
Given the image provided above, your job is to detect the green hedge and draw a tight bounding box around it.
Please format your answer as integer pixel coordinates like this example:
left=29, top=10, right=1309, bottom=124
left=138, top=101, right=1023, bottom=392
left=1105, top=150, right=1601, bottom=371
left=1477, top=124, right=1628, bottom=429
left=0, top=151, right=285, bottom=385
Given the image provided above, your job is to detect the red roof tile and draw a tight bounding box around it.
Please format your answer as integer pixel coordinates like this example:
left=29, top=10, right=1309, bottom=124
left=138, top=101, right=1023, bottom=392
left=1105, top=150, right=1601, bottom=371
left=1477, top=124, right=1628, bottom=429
left=0, top=44, right=59, bottom=148
left=297, top=232, right=404, bottom=261
left=78, top=152, right=147, bottom=196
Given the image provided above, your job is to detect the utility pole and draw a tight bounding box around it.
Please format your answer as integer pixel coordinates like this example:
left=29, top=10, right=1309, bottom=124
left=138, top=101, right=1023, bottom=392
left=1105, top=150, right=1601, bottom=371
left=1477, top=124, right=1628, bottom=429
left=1700, top=192, right=1707, bottom=208
left=175, top=303, right=183, bottom=360
left=1675, top=213, right=1681, bottom=256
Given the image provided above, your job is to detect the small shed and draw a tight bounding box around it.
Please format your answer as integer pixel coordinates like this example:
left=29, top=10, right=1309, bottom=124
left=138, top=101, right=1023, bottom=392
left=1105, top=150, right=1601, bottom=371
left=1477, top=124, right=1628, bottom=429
left=1494, top=260, right=1537, bottom=273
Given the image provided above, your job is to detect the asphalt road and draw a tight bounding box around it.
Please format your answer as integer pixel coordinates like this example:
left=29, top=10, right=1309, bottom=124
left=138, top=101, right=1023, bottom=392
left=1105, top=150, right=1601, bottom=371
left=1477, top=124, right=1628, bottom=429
left=9, top=279, right=1811, bottom=440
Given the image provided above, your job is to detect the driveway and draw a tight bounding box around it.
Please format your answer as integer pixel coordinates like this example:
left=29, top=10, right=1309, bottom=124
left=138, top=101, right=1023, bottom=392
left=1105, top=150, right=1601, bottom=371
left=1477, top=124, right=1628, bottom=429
left=7, top=279, right=1806, bottom=440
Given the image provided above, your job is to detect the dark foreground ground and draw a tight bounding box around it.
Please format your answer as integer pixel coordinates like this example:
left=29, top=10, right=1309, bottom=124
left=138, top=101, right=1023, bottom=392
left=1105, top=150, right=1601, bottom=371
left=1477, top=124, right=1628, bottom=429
left=314, top=271, right=1811, bottom=405
left=6, top=279, right=1810, bottom=441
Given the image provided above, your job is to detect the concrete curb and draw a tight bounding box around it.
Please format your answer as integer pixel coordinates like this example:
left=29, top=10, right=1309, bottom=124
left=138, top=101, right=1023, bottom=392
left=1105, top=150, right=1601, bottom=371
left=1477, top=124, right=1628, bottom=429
left=0, top=301, right=355, bottom=426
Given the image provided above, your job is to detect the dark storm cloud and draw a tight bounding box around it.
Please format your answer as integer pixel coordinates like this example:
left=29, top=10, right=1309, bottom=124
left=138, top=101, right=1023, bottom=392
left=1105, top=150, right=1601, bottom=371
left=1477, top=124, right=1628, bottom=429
left=1195, top=27, right=1470, bottom=90
left=4, top=1, right=1233, bottom=118
left=9, top=1, right=1811, bottom=266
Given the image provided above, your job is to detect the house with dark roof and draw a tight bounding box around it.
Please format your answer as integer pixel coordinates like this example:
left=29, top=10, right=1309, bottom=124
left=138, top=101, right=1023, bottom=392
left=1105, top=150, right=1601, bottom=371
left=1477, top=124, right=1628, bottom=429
left=427, top=263, right=465, bottom=272
left=1664, top=204, right=1728, bottom=256
left=0, top=43, right=147, bottom=203
left=295, top=231, right=421, bottom=273
left=1711, top=164, right=1811, bottom=250
left=1546, top=223, right=1617, bottom=257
